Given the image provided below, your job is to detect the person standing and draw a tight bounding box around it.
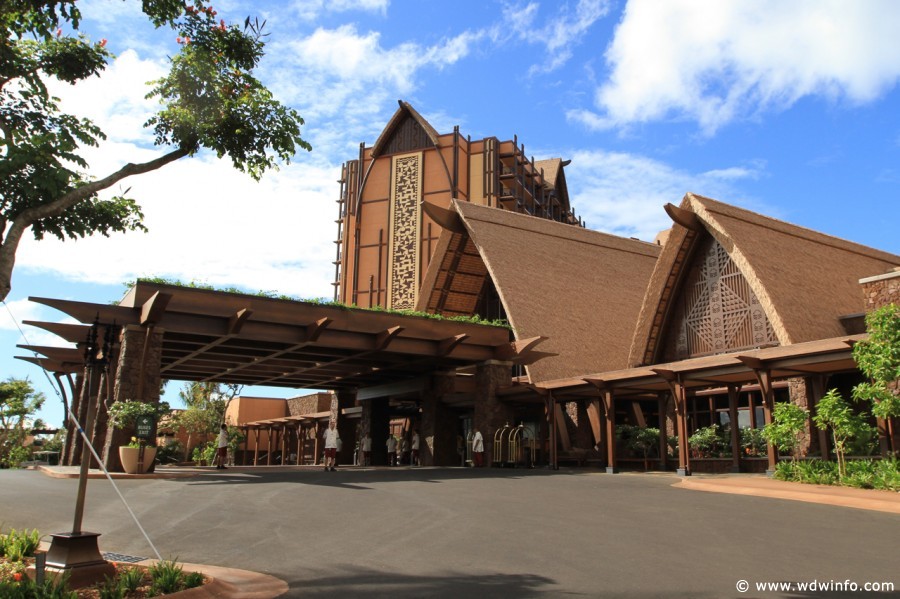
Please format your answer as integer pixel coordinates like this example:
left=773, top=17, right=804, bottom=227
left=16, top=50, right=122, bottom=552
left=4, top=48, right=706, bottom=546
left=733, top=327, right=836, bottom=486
left=323, top=421, right=340, bottom=472
left=472, top=427, right=484, bottom=467
left=215, top=423, right=228, bottom=469
left=411, top=430, right=420, bottom=466
left=386, top=433, right=397, bottom=466
left=362, top=432, right=372, bottom=466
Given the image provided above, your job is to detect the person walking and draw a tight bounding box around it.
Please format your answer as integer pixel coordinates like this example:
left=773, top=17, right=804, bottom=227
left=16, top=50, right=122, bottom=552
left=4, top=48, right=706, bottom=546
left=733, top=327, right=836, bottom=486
left=411, top=430, right=420, bottom=466
left=323, top=421, right=340, bottom=472
left=472, top=427, right=484, bottom=467
left=386, top=433, right=397, bottom=466
left=215, top=423, right=228, bottom=469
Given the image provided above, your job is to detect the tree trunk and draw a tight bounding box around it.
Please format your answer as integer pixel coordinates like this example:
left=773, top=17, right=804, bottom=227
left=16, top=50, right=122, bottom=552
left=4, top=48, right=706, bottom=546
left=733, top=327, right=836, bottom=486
left=0, top=147, right=189, bottom=302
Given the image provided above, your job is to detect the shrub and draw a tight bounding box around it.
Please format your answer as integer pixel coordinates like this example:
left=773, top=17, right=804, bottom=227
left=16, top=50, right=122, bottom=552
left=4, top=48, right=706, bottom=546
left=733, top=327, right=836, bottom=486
left=118, top=565, right=145, bottom=593
left=155, top=440, right=183, bottom=464
left=688, top=425, right=727, bottom=457
left=149, top=559, right=184, bottom=595
left=0, top=528, right=41, bottom=561
left=740, top=427, right=767, bottom=457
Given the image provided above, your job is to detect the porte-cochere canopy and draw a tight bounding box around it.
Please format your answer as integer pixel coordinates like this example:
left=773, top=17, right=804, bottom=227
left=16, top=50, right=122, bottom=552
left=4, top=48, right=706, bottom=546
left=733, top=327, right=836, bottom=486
left=18, top=281, right=544, bottom=390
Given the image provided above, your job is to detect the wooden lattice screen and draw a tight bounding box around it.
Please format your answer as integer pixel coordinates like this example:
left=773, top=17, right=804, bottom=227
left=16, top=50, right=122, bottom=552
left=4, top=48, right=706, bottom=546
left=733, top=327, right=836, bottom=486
left=661, top=235, right=777, bottom=361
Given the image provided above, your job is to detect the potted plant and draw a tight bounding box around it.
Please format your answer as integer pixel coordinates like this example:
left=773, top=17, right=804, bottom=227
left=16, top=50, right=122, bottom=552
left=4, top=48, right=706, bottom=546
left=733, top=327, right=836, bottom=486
left=108, top=400, right=166, bottom=473
left=118, top=436, right=158, bottom=474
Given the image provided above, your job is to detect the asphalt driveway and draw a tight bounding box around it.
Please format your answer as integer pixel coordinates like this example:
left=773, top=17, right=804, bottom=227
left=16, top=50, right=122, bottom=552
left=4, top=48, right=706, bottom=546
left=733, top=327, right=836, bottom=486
left=1, top=467, right=897, bottom=598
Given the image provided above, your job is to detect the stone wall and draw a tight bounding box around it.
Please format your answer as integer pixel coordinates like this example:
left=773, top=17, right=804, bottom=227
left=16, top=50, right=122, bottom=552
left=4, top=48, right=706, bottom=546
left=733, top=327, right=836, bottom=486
left=287, top=392, right=333, bottom=416
left=860, top=269, right=900, bottom=311
left=102, top=325, right=164, bottom=472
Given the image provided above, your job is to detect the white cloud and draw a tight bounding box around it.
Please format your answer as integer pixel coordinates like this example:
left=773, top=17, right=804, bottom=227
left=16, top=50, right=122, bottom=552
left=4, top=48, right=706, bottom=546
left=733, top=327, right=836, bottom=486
left=565, top=149, right=764, bottom=240
left=290, top=0, right=389, bottom=21
left=265, top=24, right=482, bottom=157
left=586, top=0, right=900, bottom=134
left=23, top=51, right=338, bottom=300
left=46, top=50, right=167, bottom=146
left=500, top=0, right=611, bottom=75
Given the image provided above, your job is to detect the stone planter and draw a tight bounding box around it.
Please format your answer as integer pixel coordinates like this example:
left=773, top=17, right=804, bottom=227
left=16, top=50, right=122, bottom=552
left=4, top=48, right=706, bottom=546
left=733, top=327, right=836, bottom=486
left=119, top=446, right=157, bottom=474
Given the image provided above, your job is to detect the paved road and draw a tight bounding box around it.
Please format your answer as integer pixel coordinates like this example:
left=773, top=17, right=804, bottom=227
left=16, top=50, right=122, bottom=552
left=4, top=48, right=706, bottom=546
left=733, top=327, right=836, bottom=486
left=1, top=467, right=897, bottom=598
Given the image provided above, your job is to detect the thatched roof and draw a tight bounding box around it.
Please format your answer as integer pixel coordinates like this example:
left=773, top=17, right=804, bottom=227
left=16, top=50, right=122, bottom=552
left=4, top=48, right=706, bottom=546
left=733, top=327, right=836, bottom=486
left=419, top=200, right=661, bottom=382
left=628, top=193, right=900, bottom=366
left=371, top=100, right=440, bottom=157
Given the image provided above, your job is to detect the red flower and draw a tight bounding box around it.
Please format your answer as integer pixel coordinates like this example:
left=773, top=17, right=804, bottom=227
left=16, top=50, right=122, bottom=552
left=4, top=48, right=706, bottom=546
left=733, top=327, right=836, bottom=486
left=99, top=38, right=107, bottom=47
left=56, top=28, right=62, bottom=37
left=13, top=572, right=22, bottom=582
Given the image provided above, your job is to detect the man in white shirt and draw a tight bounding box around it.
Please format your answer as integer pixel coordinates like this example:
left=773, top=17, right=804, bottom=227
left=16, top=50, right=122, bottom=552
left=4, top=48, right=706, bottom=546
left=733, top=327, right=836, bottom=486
left=215, top=423, right=228, bottom=469
left=361, top=433, right=372, bottom=466
left=323, top=421, right=340, bottom=472
left=472, top=427, right=484, bottom=467
left=411, top=431, right=420, bottom=466
left=386, top=433, right=397, bottom=466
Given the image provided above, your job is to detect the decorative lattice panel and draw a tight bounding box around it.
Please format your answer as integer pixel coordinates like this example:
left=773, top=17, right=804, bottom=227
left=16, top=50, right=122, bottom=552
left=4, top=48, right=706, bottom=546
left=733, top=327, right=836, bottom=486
left=663, top=236, right=776, bottom=361
left=387, top=153, right=422, bottom=310
left=384, top=115, right=432, bottom=155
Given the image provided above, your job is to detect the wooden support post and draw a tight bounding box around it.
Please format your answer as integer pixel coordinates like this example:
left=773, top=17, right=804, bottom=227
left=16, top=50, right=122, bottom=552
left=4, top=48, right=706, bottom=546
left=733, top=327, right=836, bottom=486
left=586, top=400, right=602, bottom=448
left=728, top=385, right=742, bottom=473
left=739, top=357, right=778, bottom=474
left=547, top=393, right=558, bottom=470
left=602, top=388, right=617, bottom=474
left=297, top=424, right=304, bottom=466
left=314, top=422, right=320, bottom=465
left=281, top=425, right=288, bottom=465
left=674, top=381, right=690, bottom=476
left=809, top=375, right=830, bottom=460
left=253, top=429, right=260, bottom=466
left=657, top=394, right=668, bottom=471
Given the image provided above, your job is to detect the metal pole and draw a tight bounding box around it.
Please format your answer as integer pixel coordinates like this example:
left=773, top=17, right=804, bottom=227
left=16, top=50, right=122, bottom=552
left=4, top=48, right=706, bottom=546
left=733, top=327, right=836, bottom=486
left=71, top=323, right=99, bottom=535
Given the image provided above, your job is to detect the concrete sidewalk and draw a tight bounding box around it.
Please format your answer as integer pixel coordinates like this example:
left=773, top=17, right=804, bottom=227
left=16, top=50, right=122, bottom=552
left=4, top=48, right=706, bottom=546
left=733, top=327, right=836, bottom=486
left=676, top=473, right=900, bottom=514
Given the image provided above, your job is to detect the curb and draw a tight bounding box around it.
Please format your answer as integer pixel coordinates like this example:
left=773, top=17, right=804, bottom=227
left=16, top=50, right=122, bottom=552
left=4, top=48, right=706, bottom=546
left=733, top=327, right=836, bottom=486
left=676, top=476, right=900, bottom=514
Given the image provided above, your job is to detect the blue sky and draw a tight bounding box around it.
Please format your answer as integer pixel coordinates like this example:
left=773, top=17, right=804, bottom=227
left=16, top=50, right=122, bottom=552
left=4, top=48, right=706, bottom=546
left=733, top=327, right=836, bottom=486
left=5, top=0, right=900, bottom=427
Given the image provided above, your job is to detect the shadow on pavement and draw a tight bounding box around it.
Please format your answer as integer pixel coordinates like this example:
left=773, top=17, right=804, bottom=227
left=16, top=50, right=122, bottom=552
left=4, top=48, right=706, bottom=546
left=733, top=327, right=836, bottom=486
left=283, top=566, right=561, bottom=598
left=173, top=466, right=582, bottom=489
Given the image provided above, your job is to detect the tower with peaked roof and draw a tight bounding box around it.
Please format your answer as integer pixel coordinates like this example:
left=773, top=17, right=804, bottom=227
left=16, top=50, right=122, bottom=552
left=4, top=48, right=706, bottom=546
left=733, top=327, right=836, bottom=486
left=333, top=100, right=583, bottom=315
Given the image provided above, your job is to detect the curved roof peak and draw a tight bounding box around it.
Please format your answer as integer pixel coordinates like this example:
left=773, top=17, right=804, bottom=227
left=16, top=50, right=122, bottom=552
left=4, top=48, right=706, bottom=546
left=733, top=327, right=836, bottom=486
left=371, top=100, right=441, bottom=157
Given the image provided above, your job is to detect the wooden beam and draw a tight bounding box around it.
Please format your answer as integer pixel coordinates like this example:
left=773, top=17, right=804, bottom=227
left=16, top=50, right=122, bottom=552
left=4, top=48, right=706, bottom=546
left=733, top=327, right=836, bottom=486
left=140, top=291, right=172, bottom=326
left=421, top=200, right=466, bottom=233
left=227, top=309, right=252, bottom=335
left=664, top=203, right=702, bottom=231
left=305, top=317, right=332, bottom=342
left=375, top=326, right=403, bottom=350
left=437, top=334, right=468, bottom=356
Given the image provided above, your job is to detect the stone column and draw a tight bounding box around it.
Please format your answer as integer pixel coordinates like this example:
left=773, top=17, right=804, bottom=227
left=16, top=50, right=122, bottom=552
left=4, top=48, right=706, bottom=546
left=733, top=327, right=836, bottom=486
left=420, top=372, right=455, bottom=466
left=361, top=397, right=390, bottom=465
left=473, top=360, right=514, bottom=467
left=335, top=390, right=357, bottom=466
left=102, top=325, right=164, bottom=472
left=860, top=269, right=900, bottom=454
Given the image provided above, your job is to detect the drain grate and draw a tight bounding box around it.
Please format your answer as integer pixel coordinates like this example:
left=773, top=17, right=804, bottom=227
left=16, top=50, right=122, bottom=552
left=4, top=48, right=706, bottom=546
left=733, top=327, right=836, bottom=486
left=102, top=552, right=146, bottom=563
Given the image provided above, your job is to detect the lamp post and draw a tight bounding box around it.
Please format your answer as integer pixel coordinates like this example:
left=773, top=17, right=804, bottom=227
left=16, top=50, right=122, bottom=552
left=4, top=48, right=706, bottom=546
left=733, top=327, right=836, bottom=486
left=44, top=318, right=117, bottom=588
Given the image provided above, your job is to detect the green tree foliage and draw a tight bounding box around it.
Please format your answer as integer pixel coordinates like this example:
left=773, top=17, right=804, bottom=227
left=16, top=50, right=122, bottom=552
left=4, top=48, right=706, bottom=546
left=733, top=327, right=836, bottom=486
left=762, top=402, right=809, bottom=462
left=0, top=378, right=45, bottom=467
left=812, top=389, right=874, bottom=478
left=852, top=304, right=900, bottom=425
left=0, top=1, right=310, bottom=300
left=175, top=381, right=239, bottom=459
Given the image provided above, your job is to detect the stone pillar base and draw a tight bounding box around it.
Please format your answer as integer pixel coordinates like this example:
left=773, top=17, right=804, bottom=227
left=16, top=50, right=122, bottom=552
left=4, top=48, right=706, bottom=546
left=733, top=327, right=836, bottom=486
left=676, top=467, right=691, bottom=477
left=605, top=466, right=618, bottom=474
left=44, top=532, right=116, bottom=589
